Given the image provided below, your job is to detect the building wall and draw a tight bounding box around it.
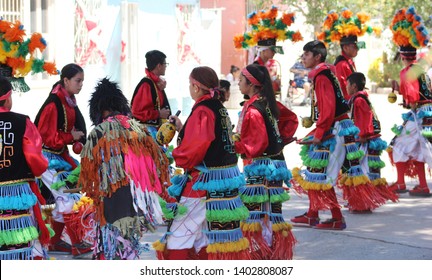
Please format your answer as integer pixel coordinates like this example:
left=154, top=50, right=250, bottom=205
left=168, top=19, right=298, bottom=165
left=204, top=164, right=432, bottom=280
left=200, top=0, right=246, bottom=76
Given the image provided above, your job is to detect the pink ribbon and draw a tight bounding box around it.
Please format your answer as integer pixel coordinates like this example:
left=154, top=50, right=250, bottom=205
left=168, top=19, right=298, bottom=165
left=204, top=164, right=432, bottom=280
left=241, top=68, right=261, bottom=86
left=0, top=90, right=12, bottom=101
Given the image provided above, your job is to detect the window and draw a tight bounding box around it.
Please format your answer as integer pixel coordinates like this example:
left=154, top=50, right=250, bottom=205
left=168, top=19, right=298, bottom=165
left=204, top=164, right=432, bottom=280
left=0, top=0, right=23, bottom=22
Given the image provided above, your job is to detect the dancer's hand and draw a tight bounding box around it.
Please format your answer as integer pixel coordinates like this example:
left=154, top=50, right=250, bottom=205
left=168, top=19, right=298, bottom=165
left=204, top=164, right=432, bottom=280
left=71, top=128, right=84, bottom=141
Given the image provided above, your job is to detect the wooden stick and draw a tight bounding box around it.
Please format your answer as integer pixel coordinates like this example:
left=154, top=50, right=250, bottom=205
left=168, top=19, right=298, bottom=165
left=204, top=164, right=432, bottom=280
left=63, top=187, right=82, bottom=193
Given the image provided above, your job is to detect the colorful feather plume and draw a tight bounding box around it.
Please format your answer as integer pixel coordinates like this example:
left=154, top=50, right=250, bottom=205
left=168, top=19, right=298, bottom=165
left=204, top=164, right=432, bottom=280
left=0, top=18, right=59, bottom=80
left=390, top=6, right=430, bottom=48
left=233, top=6, right=303, bottom=50
left=317, top=8, right=380, bottom=45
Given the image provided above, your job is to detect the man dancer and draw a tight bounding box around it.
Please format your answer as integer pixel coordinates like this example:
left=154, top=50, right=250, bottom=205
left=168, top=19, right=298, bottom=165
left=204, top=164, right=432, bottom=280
left=131, top=50, right=171, bottom=138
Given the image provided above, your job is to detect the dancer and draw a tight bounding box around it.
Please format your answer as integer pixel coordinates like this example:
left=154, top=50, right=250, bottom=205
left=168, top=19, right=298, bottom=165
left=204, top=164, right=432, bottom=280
left=387, top=7, right=432, bottom=197
left=347, top=72, right=398, bottom=204
left=291, top=40, right=382, bottom=229
left=317, top=9, right=380, bottom=101
left=234, top=64, right=296, bottom=259
left=154, top=66, right=250, bottom=260
left=131, top=50, right=171, bottom=138
left=79, top=78, right=170, bottom=259
left=234, top=6, right=303, bottom=107
left=0, top=75, right=50, bottom=260
left=0, top=19, right=57, bottom=259
left=34, top=63, right=91, bottom=256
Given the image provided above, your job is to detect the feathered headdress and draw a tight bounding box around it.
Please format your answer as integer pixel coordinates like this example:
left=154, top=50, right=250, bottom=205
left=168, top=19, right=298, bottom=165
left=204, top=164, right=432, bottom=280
left=317, top=8, right=381, bottom=47
left=233, top=6, right=303, bottom=52
left=390, top=6, right=429, bottom=58
left=89, top=78, right=131, bottom=125
left=0, top=18, right=59, bottom=92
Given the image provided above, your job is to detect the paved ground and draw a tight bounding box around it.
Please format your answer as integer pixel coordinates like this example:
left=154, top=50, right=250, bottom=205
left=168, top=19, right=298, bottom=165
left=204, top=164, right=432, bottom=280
left=46, top=93, right=432, bottom=261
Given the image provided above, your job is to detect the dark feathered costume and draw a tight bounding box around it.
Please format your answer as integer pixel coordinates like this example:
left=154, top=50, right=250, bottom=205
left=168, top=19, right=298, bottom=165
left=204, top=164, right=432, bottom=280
left=78, top=78, right=171, bottom=260
left=89, top=78, right=131, bottom=126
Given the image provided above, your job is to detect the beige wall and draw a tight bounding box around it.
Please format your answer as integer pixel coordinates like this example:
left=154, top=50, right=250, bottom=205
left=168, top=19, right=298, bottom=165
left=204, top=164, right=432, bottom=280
left=200, top=0, right=247, bottom=75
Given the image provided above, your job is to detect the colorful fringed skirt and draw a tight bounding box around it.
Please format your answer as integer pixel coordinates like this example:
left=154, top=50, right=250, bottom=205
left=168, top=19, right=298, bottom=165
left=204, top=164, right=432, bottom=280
left=293, top=119, right=384, bottom=212
left=359, top=137, right=398, bottom=202
left=0, top=181, right=41, bottom=260
left=390, top=107, right=432, bottom=167
left=240, top=158, right=295, bottom=260
left=92, top=183, right=163, bottom=260
left=155, top=164, right=251, bottom=260
left=38, top=150, right=82, bottom=221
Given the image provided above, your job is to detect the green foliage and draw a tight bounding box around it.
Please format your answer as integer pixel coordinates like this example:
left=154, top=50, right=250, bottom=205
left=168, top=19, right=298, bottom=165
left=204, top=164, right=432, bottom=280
left=368, top=57, right=384, bottom=85
left=368, top=51, right=402, bottom=87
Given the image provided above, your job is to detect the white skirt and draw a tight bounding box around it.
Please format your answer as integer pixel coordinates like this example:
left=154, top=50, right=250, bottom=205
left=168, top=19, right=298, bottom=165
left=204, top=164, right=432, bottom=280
left=392, top=111, right=432, bottom=167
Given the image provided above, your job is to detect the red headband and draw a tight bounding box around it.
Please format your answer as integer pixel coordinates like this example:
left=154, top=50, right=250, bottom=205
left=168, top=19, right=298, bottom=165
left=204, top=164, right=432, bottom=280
left=190, top=77, right=209, bottom=91
left=0, top=90, right=12, bottom=101
left=241, top=68, right=261, bottom=86
left=190, top=77, right=218, bottom=97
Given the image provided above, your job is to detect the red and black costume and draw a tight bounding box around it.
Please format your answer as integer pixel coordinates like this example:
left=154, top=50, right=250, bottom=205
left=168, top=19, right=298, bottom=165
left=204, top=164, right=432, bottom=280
left=235, top=94, right=296, bottom=260
left=34, top=84, right=90, bottom=256
left=155, top=95, right=250, bottom=260
left=0, top=107, right=50, bottom=259
left=388, top=61, right=432, bottom=196
left=292, top=63, right=383, bottom=230
left=131, top=69, right=171, bottom=128
left=350, top=91, right=398, bottom=203
left=335, top=52, right=356, bottom=101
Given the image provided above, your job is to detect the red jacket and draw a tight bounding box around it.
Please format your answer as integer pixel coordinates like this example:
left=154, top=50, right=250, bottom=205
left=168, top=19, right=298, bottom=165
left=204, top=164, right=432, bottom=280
left=350, top=91, right=374, bottom=138
left=309, top=63, right=337, bottom=140
left=131, top=69, right=166, bottom=123
left=335, top=52, right=356, bottom=101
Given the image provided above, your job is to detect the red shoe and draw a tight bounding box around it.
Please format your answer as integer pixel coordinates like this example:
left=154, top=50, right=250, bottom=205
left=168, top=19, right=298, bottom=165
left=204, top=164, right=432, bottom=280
left=409, top=185, right=431, bottom=197
left=314, top=218, right=346, bottom=230
left=350, top=209, right=372, bottom=214
left=71, top=241, right=93, bottom=256
left=290, top=213, right=320, bottom=227
left=48, top=240, right=72, bottom=253
left=388, top=183, right=408, bottom=193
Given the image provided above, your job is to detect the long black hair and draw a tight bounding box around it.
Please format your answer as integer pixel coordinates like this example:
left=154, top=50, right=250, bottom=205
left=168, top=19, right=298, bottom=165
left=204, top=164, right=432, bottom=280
left=244, top=64, right=279, bottom=118
left=51, top=63, right=84, bottom=91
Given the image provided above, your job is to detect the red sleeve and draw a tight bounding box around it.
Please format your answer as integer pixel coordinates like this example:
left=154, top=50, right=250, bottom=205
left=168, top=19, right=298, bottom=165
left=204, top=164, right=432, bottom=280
left=37, top=103, right=74, bottom=149
left=335, top=61, right=352, bottom=101
left=314, top=75, right=336, bottom=140
left=400, top=69, right=420, bottom=104
left=353, top=98, right=373, bottom=138
left=234, top=107, right=268, bottom=158
left=23, top=118, right=48, bottom=177
left=172, top=106, right=215, bottom=169
left=277, top=102, right=298, bottom=144
left=131, top=82, right=160, bottom=122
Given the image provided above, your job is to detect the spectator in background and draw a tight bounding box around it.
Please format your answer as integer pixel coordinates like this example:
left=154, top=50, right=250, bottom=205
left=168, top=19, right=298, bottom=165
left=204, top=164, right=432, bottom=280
left=289, top=59, right=311, bottom=106
left=226, top=65, right=241, bottom=84
left=219, top=79, right=231, bottom=103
